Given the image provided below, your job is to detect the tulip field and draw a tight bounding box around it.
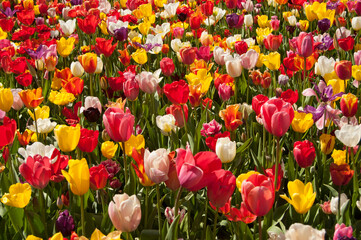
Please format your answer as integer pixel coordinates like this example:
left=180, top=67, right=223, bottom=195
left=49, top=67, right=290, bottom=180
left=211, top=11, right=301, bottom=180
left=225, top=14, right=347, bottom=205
left=3, top=0, right=361, bottom=239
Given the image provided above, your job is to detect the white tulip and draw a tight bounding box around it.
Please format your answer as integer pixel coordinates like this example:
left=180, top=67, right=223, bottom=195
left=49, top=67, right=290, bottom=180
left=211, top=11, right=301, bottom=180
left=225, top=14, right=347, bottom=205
left=352, top=17, right=361, bottom=31
left=28, top=118, right=57, bottom=134
left=285, top=223, right=325, bottom=240
left=70, top=61, right=84, bottom=77
left=144, top=148, right=170, bottom=184
left=216, top=137, right=236, bottom=163
left=59, top=19, right=76, bottom=36
left=244, top=14, right=254, bottom=27
left=335, top=124, right=361, bottom=148
left=314, top=56, right=336, bottom=77
left=156, top=114, right=177, bottom=136
left=330, top=193, right=349, bottom=215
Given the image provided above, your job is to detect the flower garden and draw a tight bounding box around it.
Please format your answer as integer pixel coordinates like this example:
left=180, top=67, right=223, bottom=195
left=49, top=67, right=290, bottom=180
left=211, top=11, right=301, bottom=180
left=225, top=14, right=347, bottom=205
left=1, top=0, right=361, bottom=239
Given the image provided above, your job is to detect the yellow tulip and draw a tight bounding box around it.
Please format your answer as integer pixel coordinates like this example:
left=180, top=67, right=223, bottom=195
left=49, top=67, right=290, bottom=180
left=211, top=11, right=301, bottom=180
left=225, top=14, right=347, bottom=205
left=120, top=0, right=127, bottom=8
left=120, top=134, right=145, bottom=156
left=57, top=37, right=76, bottom=57
left=352, top=65, right=361, bottom=81
left=90, top=228, right=121, bottom=240
left=49, top=232, right=64, bottom=240
left=291, top=112, right=314, bottom=133
left=320, top=133, right=335, bottom=155
left=139, top=3, right=152, bottom=18
left=132, top=48, right=148, bottom=65
left=61, top=158, right=90, bottom=196
left=280, top=180, right=316, bottom=214
left=327, top=79, right=344, bottom=100
left=28, top=106, right=50, bottom=120
left=235, top=171, right=259, bottom=193
left=26, top=235, right=42, bottom=240
left=299, top=20, right=309, bottom=31
left=185, top=69, right=213, bottom=94
left=99, top=21, right=109, bottom=35
left=256, top=27, right=272, bottom=44
left=54, top=124, right=81, bottom=152
left=138, top=21, right=151, bottom=35
left=332, top=149, right=347, bottom=165
left=1, top=183, right=32, bottom=208
left=323, top=71, right=339, bottom=82
left=0, top=88, right=13, bottom=112
left=316, top=3, right=335, bottom=26
left=263, top=52, right=280, bottom=70
left=154, top=0, right=167, bottom=7
left=0, top=27, right=7, bottom=39
left=304, top=4, right=318, bottom=21
left=48, top=90, right=75, bottom=106
left=101, top=141, right=118, bottom=159
left=257, top=15, right=270, bottom=28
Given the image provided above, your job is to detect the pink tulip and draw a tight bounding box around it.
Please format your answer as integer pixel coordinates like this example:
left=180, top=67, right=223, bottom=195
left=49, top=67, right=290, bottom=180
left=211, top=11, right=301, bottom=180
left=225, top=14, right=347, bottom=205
left=19, top=155, right=52, bottom=189
left=333, top=224, right=353, bottom=240
left=240, top=49, right=259, bottom=69
left=175, top=144, right=222, bottom=191
left=260, top=98, right=294, bottom=137
left=144, top=148, right=170, bottom=184
left=123, top=78, right=139, bottom=101
left=103, top=107, right=134, bottom=142
left=354, top=50, right=361, bottom=65
left=207, top=169, right=236, bottom=208
left=241, top=174, right=275, bottom=216
left=218, top=83, right=233, bottom=102
left=296, top=32, right=314, bottom=58
left=108, top=193, right=141, bottom=232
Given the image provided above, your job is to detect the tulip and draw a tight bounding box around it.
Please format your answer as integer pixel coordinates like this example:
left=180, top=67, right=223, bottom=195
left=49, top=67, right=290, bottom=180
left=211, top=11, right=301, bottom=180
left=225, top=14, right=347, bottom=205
left=156, top=114, right=177, bottom=136
left=225, top=55, right=243, bottom=78
left=123, top=79, right=139, bottom=101
left=285, top=223, right=325, bottom=240
left=189, top=9, right=203, bottom=29
left=103, top=107, right=135, bottom=142
left=163, top=80, right=189, bottom=105
left=244, top=14, right=253, bottom=27
left=78, top=53, right=97, bottom=74
left=90, top=164, right=109, bottom=190
left=252, top=94, right=269, bottom=116
left=340, top=93, right=358, bottom=118
left=260, top=98, right=294, bottom=137
left=219, top=104, right=243, bottom=131
left=101, top=141, right=118, bottom=159
left=314, top=56, right=336, bottom=77
left=120, top=134, right=145, bottom=156
left=240, top=49, right=259, bottom=70
left=0, top=117, right=16, bottom=149
left=264, top=34, right=283, bottom=51
left=131, top=148, right=155, bottom=187
left=165, top=155, right=180, bottom=190
left=17, top=130, right=33, bottom=146
left=57, top=37, right=75, bottom=57
left=0, top=183, right=32, bottom=208
left=330, top=193, right=349, bottom=215
left=335, top=124, right=361, bottom=148
left=11, top=88, right=24, bottom=110
left=215, top=137, right=236, bottom=163
left=241, top=174, right=275, bottom=216
left=234, top=41, right=248, bottom=55
left=180, top=46, right=197, bottom=65
left=108, top=193, right=141, bottom=232
left=213, top=46, right=230, bottom=66
left=0, top=88, right=13, bottom=112
left=334, top=60, right=352, bottom=80
left=262, top=52, right=280, bottom=70
left=320, top=133, right=335, bottom=155
left=160, top=58, right=175, bottom=77
left=291, top=112, right=314, bottom=133
left=175, top=144, right=222, bottom=191
left=61, top=158, right=89, bottom=196
left=333, top=224, right=353, bottom=240
left=144, top=148, right=170, bottom=184
left=19, top=155, right=52, bottom=189
left=131, top=48, right=148, bottom=65
left=56, top=210, right=75, bottom=237
left=77, top=14, right=99, bottom=34
left=218, top=83, right=233, bottom=102
left=280, top=180, right=316, bottom=214
left=59, top=19, right=76, bottom=36
left=293, top=140, right=316, bottom=168
left=54, top=124, right=81, bottom=152
left=330, top=163, right=354, bottom=186
left=18, top=88, right=44, bottom=109
left=95, top=37, right=117, bottom=57
left=352, top=65, right=361, bottom=81
left=70, top=61, right=84, bottom=77
left=207, top=169, right=236, bottom=208
left=201, top=119, right=222, bottom=137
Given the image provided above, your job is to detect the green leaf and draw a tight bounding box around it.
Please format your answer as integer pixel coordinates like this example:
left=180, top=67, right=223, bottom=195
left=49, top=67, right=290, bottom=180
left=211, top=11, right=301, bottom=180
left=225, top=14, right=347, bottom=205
left=8, top=207, right=24, bottom=231
left=165, top=215, right=180, bottom=240
left=236, top=138, right=253, bottom=154
left=323, top=184, right=338, bottom=197
left=140, top=229, right=159, bottom=240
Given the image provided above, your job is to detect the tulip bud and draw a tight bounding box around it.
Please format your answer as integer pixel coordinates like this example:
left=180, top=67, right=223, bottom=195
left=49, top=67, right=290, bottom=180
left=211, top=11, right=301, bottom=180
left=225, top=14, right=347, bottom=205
left=56, top=210, right=75, bottom=237
left=334, top=60, right=352, bottom=80
left=340, top=93, right=358, bottom=117
left=218, top=83, right=233, bottom=102
left=293, top=140, right=316, bottom=168
left=215, top=137, right=236, bottom=163
left=244, top=14, right=253, bottom=27
left=102, top=129, right=111, bottom=141
left=70, top=61, right=84, bottom=77
left=95, top=57, right=103, bottom=74
left=320, top=133, right=335, bottom=155
left=160, top=57, right=175, bottom=77
left=57, top=197, right=63, bottom=209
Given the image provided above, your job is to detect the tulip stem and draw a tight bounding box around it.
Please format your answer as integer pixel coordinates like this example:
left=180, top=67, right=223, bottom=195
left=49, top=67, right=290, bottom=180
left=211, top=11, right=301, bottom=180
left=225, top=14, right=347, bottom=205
left=174, top=187, right=183, bottom=218
left=145, top=187, right=149, bottom=228
left=274, top=137, right=280, bottom=191
left=351, top=150, right=358, bottom=213
left=258, top=217, right=262, bottom=240
left=156, top=184, right=162, bottom=238
left=80, top=194, right=85, bottom=237
left=38, top=189, right=48, bottom=239
left=89, top=73, right=94, bottom=96
left=213, top=208, right=219, bottom=239
left=32, top=109, right=39, bottom=142
left=181, top=104, right=188, bottom=135
left=122, top=142, right=129, bottom=188
left=202, top=194, right=209, bottom=239
left=337, top=185, right=341, bottom=222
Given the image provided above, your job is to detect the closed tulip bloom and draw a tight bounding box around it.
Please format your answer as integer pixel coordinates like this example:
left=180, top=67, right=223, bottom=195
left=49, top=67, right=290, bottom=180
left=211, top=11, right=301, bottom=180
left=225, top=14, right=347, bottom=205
left=163, top=80, right=189, bottom=105
left=136, top=70, right=162, bottom=94
left=296, top=32, right=314, bottom=58
left=352, top=17, right=361, bottom=30
left=244, top=14, right=253, bottom=27
left=108, top=193, right=141, bottom=232
left=101, top=141, right=118, bottom=159
left=78, top=128, right=99, bottom=153
left=160, top=58, right=175, bottom=77
left=103, top=107, right=135, bottom=142
left=55, top=210, right=75, bottom=237
left=280, top=180, right=316, bottom=214
left=70, top=61, right=84, bottom=77
left=78, top=53, right=97, bottom=74
left=59, top=19, right=76, bottom=36
left=335, top=124, right=361, bottom=148
left=0, top=88, right=13, bottom=112
left=219, top=104, right=243, bottom=131
left=0, top=117, right=17, bottom=149
left=61, top=158, right=90, bottom=196
left=89, top=164, right=109, bottom=190
left=180, top=46, right=197, bottom=65
left=332, top=149, right=346, bottom=165
left=54, top=124, right=81, bottom=152
left=320, top=133, right=335, bottom=155
left=285, top=223, right=325, bottom=240
left=1, top=183, right=32, bottom=208
left=340, top=93, right=358, bottom=118
left=131, top=148, right=155, bottom=187
left=241, top=174, right=275, bottom=216
left=123, top=78, right=139, bottom=101
left=19, top=88, right=44, bottom=109
left=334, top=60, right=352, bottom=80
left=213, top=46, right=230, bottom=66
left=216, top=137, right=236, bottom=163
left=19, top=155, right=52, bottom=189
left=330, top=194, right=349, bottom=216
left=240, top=49, right=259, bottom=70
left=11, top=88, right=24, bottom=110
left=264, top=34, right=283, bottom=51
left=156, top=114, right=177, bottom=136
left=262, top=52, right=280, bottom=70
left=131, top=48, right=148, bottom=65
left=144, top=148, right=170, bottom=184
left=95, top=37, right=117, bottom=57
left=291, top=112, right=314, bottom=133
left=293, top=140, right=316, bottom=168
left=225, top=55, right=242, bottom=78
left=207, top=169, right=236, bottom=208
left=260, top=98, right=294, bottom=137
left=352, top=65, right=361, bottom=81
left=218, top=83, right=233, bottom=102
left=121, top=134, right=145, bottom=156
left=252, top=94, right=269, bottom=116
left=330, top=163, right=354, bottom=186
left=57, top=37, right=75, bottom=57
left=77, top=14, right=99, bottom=34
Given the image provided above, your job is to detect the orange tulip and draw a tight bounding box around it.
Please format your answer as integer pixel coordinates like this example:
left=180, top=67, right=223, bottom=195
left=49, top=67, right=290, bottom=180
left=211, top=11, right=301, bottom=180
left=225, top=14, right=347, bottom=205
left=219, top=104, right=243, bottom=131
left=118, top=48, right=131, bottom=66
left=18, top=88, right=44, bottom=109
left=16, top=130, right=33, bottom=146
left=78, top=53, right=97, bottom=74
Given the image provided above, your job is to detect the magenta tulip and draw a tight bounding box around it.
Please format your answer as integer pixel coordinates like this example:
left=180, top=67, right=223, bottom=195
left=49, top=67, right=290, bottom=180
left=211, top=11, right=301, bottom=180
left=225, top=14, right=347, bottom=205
left=103, top=107, right=135, bottom=142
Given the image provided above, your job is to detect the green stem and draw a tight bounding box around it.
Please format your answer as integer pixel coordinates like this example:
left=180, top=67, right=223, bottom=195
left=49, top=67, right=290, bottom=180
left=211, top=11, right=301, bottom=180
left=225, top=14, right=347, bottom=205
left=80, top=194, right=85, bottom=237
left=213, top=208, right=219, bottom=239
left=89, top=73, right=94, bottom=96
left=258, top=217, right=262, bottom=240
left=202, top=194, right=209, bottom=239
left=337, top=185, right=341, bottom=222
left=156, top=184, right=162, bottom=239
left=174, top=187, right=183, bottom=218
left=38, top=189, right=48, bottom=239
left=274, top=137, right=280, bottom=191
left=32, top=109, right=39, bottom=142
left=181, top=104, right=188, bottom=135
left=122, top=142, right=129, bottom=189
left=144, top=187, right=149, bottom=228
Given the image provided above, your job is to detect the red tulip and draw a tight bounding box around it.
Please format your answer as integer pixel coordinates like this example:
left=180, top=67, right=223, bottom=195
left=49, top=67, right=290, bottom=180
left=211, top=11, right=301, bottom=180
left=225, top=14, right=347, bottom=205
left=189, top=10, right=203, bottom=30
left=225, top=203, right=257, bottom=224
left=201, top=1, right=214, bottom=16
left=175, top=144, right=222, bottom=191
left=103, top=107, right=135, bottom=142
left=340, top=93, right=358, bottom=118
left=78, top=128, right=99, bottom=153
left=95, top=37, right=118, bottom=57
left=293, top=140, right=316, bottom=168
left=77, top=14, right=99, bottom=34
left=15, top=72, right=32, bottom=87
left=180, top=47, right=197, bottom=65
left=19, top=155, right=52, bottom=189
left=160, top=57, right=175, bottom=77
left=50, top=149, right=69, bottom=183
left=330, top=163, right=354, bottom=186
left=225, top=0, right=237, bottom=9
left=241, top=174, right=275, bottom=216
left=123, top=78, right=139, bottom=101
left=234, top=41, right=248, bottom=55
left=280, top=89, right=298, bottom=105
left=334, top=60, right=352, bottom=80
left=62, top=77, right=84, bottom=96
left=0, top=117, right=16, bottom=149
left=264, top=34, right=283, bottom=51
left=252, top=94, right=269, bottom=116
left=163, top=80, right=189, bottom=105
left=165, top=153, right=180, bottom=190
left=166, top=104, right=188, bottom=128
left=338, top=36, right=354, bottom=52
left=207, top=169, right=236, bottom=208
left=90, top=164, right=109, bottom=190
left=17, top=9, right=35, bottom=26
left=260, top=98, right=294, bottom=137
left=264, top=164, right=283, bottom=191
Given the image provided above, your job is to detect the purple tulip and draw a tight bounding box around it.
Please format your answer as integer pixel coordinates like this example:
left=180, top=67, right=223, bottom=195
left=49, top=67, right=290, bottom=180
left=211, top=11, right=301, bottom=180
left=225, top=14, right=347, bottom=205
left=56, top=210, right=75, bottom=236
left=114, top=27, right=128, bottom=42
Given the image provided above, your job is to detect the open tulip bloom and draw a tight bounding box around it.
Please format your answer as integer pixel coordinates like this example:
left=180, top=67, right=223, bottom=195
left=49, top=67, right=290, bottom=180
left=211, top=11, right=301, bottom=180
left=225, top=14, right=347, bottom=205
left=2, top=0, right=361, bottom=240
